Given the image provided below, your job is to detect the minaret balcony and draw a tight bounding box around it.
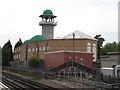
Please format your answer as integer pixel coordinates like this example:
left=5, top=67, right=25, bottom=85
left=39, top=21, right=57, bottom=26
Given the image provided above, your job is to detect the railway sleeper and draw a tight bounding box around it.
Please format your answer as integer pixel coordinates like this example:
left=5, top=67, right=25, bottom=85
left=2, top=78, right=25, bottom=90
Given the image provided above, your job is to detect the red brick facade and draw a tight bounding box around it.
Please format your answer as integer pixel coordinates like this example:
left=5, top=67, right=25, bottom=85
left=45, top=51, right=93, bottom=70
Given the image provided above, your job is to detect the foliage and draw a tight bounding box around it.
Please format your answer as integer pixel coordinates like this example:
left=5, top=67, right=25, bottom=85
left=29, top=56, right=39, bottom=68
left=2, top=40, right=13, bottom=66
left=101, top=42, right=120, bottom=55
left=14, top=38, right=22, bottom=48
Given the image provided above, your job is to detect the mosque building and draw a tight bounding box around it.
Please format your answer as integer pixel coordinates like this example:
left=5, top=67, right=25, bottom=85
left=13, top=9, right=97, bottom=71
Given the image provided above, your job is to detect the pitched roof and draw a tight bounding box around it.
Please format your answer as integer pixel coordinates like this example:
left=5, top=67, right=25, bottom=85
left=63, top=30, right=96, bottom=40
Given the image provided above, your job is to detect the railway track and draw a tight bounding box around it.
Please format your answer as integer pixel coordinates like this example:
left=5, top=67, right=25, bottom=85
left=2, top=71, right=58, bottom=90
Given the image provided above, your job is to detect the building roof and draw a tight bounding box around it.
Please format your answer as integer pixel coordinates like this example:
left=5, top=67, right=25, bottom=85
left=115, top=65, right=120, bottom=68
left=23, top=35, right=48, bottom=45
left=43, top=9, right=53, bottom=15
left=23, top=39, right=31, bottom=44
left=107, top=52, right=120, bottom=55
left=30, top=35, right=48, bottom=43
left=63, top=30, right=96, bottom=40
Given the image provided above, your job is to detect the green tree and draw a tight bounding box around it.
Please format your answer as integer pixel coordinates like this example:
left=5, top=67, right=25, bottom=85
left=0, top=46, right=2, bottom=67
left=101, top=41, right=120, bottom=55
left=2, top=40, right=13, bottom=66
left=14, top=38, right=22, bottom=49
left=29, top=56, right=39, bottom=68
left=118, top=42, right=120, bottom=51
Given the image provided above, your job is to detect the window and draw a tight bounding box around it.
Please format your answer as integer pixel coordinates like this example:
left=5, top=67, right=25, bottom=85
left=68, top=56, right=72, bottom=60
left=36, top=47, right=38, bottom=52
left=87, top=42, right=91, bottom=53
left=32, top=48, right=35, bottom=52
left=14, top=50, right=16, bottom=53
left=43, top=47, right=46, bottom=51
left=14, top=55, right=16, bottom=59
left=17, top=55, right=18, bottom=59
left=39, top=47, right=42, bottom=51
left=28, top=48, right=31, bottom=52
left=80, top=58, right=84, bottom=66
left=47, top=46, right=50, bottom=51
left=70, top=67, right=75, bottom=71
left=92, top=43, right=97, bottom=61
left=19, top=54, right=20, bottom=58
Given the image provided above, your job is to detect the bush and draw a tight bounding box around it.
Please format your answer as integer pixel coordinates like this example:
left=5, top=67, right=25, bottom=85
left=29, top=56, right=39, bottom=68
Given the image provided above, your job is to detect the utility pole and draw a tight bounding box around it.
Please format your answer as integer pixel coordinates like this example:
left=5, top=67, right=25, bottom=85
left=72, top=33, right=75, bottom=76
left=36, top=43, right=39, bottom=58
left=25, top=43, right=28, bottom=69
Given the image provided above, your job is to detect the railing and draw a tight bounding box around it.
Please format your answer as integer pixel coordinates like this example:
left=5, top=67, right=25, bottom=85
left=39, top=21, right=57, bottom=25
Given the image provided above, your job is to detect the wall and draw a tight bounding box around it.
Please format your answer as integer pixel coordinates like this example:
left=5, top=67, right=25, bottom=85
left=13, top=39, right=97, bottom=67
left=101, top=52, right=120, bottom=68
left=44, top=51, right=93, bottom=70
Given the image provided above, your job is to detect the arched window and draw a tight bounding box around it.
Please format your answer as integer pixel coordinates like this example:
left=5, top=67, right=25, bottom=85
left=92, top=43, right=97, bottom=61
left=87, top=42, right=91, bottom=53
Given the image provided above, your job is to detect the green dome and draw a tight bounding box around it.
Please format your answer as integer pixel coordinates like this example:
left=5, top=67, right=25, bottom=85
left=23, top=39, right=31, bottom=45
left=23, top=35, right=48, bottom=45
left=43, top=9, right=53, bottom=15
left=30, top=35, right=48, bottom=43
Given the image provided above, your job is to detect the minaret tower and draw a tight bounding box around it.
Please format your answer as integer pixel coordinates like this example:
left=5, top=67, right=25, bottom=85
left=39, top=9, right=57, bottom=39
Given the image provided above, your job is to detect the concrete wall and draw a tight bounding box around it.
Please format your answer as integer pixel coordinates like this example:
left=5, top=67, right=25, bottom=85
left=101, top=53, right=120, bottom=68
left=42, top=25, right=54, bottom=39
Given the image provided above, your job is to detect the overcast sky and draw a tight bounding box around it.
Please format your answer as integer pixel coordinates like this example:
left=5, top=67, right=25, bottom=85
left=0, top=0, right=119, bottom=47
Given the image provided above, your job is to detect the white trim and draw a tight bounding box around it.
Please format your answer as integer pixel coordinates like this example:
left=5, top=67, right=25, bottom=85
left=45, top=50, right=94, bottom=54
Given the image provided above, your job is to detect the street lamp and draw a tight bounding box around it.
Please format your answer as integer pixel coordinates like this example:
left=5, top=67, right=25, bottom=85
left=72, top=33, right=75, bottom=65
left=72, top=33, right=75, bottom=77
left=25, top=43, right=28, bottom=69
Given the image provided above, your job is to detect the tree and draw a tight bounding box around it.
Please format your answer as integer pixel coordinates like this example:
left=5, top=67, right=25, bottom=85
left=118, top=42, right=120, bottom=51
left=29, top=56, right=39, bottom=68
left=101, top=42, right=120, bottom=55
left=0, top=46, right=2, bottom=66
left=2, top=40, right=13, bottom=66
left=14, top=38, right=22, bottom=49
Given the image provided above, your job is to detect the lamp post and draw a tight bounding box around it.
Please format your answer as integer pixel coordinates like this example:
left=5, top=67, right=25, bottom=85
left=72, top=33, right=75, bottom=65
left=45, top=42, right=48, bottom=52
left=72, top=33, right=75, bottom=77
left=25, top=43, right=28, bottom=69
left=72, top=33, right=76, bottom=88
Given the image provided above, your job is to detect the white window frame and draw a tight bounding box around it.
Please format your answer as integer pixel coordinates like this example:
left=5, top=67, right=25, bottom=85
left=39, top=47, right=42, bottom=51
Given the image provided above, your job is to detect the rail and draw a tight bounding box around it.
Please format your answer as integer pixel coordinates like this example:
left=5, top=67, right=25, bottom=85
left=2, top=71, right=58, bottom=90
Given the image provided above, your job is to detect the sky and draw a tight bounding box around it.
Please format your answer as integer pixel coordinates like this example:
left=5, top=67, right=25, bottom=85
left=0, top=0, right=119, bottom=47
